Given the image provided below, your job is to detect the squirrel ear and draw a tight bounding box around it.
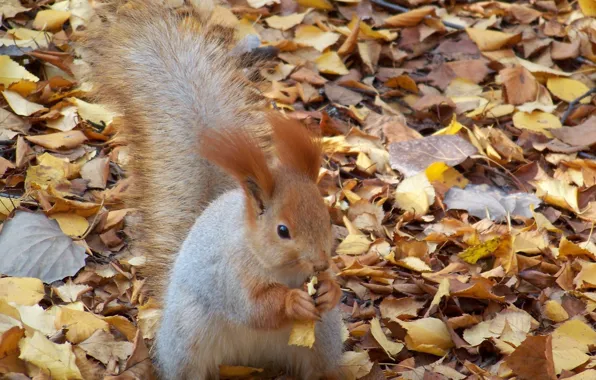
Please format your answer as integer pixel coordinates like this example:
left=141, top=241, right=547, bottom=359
left=267, top=113, right=322, bottom=182
left=245, top=177, right=267, bottom=215
left=199, top=128, right=274, bottom=216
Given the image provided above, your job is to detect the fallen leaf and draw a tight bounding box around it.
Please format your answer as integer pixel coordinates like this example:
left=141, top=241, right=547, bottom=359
left=25, top=130, right=88, bottom=150
left=512, top=111, right=562, bottom=137
left=0, top=56, right=39, bottom=86
left=444, top=184, right=541, bottom=221
left=2, top=90, right=46, bottom=116
left=465, top=28, right=521, bottom=51
left=315, top=51, right=349, bottom=75
left=399, top=318, right=454, bottom=356
left=294, top=25, right=340, bottom=52
left=78, top=330, right=134, bottom=365
left=506, top=335, right=556, bottom=380
left=265, top=9, right=311, bottom=31
left=394, top=172, right=435, bottom=215
left=0, top=212, right=87, bottom=283
left=369, top=317, right=404, bottom=358
left=0, top=277, right=44, bottom=306
left=33, top=10, right=72, bottom=31
left=19, top=331, right=82, bottom=380
left=458, top=237, right=502, bottom=264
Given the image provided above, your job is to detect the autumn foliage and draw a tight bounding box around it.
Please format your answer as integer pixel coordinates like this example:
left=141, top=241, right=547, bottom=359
left=0, top=0, right=596, bottom=379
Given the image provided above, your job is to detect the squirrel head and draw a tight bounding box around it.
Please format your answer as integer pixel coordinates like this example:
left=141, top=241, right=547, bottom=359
left=200, top=113, right=332, bottom=278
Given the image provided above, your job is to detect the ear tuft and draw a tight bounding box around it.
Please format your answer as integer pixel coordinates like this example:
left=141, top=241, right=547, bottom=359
left=268, top=113, right=322, bottom=182
left=199, top=128, right=274, bottom=211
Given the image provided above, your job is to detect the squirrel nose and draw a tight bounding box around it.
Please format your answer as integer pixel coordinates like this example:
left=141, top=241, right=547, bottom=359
left=314, top=261, right=329, bottom=272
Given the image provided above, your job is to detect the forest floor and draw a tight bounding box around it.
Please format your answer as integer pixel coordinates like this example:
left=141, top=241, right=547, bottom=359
left=1, top=0, right=596, bottom=379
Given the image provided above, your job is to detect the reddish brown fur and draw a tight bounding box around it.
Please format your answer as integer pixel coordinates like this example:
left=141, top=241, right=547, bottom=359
left=268, top=113, right=322, bottom=182
left=200, top=128, right=274, bottom=217
left=244, top=279, right=290, bottom=330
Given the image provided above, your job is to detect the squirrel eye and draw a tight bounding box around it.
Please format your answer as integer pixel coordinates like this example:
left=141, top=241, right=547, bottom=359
left=277, top=225, right=291, bottom=239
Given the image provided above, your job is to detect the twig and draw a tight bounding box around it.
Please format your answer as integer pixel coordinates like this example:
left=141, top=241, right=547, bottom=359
left=560, top=87, right=596, bottom=124
left=370, top=0, right=595, bottom=67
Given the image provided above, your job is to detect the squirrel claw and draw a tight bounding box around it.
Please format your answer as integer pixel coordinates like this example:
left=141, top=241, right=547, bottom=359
left=314, top=279, right=342, bottom=313
left=286, top=289, right=320, bottom=321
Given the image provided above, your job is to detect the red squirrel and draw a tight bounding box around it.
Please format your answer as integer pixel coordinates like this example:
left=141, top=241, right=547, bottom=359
left=80, top=0, right=344, bottom=378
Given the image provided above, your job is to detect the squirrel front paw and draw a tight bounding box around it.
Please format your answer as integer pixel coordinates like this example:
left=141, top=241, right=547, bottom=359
left=285, top=289, right=320, bottom=321
left=314, top=279, right=342, bottom=313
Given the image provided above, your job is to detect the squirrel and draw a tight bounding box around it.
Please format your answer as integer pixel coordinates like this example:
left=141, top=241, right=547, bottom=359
left=79, top=0, right=345, bottom=379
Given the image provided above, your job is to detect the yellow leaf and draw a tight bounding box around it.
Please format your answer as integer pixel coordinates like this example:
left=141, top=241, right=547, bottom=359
left=25, top=130, right=88, bottom=150
left=430, top=278, right=450, bottom=309
left=348, top=17, right=397, bottom=41
left=297, top=0, right=334, bottom=11
left=288, top=320, right=316, bottom=348
left=399, top=318, right=454, bottom=356
left=552, top=320, right=596, bottom=374
left=380, top=297, right=425, bottom=321
left=8, top=27, right=52, bottom=49
left=32, top=10, right=71, bottom=31
left=512, top=230, right=548, bottom=254
left=340, top=351, right=373, bottom=379
left=512, top=111, right=562, bottom=137
left=534, top=178, right=579, bottom=213
left=370, top=318, right=404, bottom=359
left=219, top=366, right=264, bottom=377
left=393, top=256, right=432, bottom=273
left=0, top=277, right=44, bottom=306
left=532, top=210, right=561, bottom=232
left=68, top=98, right=120, bottom=126
left=2, top=90, right=46, bottom=116
left=425, top=162, right=468, bottom=189
left=578, top=0, right=596, bottom=16
left=465, top=28, right=521, bottom=51
left=547, top=77, right=591, bottom=104
left=265, top=9, right=311, bottom=31
left=433, top=115, right=464, bottom=135
left=558, top=237, right=596, bottom=260
left=0, top=197, right=20, bottom=216
left=50, top=213, right=89, bottom=238
left=384, top=6, right=435, bottom=27
left=16, top=304, right=59, bottom=335
left=458, top=237, right=501, bottom=264
left=54, top=280, right=92, bottom=303
left=137, top=298, right=162, bottom=339
left=246, top=0, right=279, bottom=8
left=235, top=18, right=258, bottom=41
left=19, top=331, right=82, bottom=380
left=0, top=56, right=39, bottom=87
left=543, top=300, right=569, bottom=323
left=47, top=105, right=79, bottom=132
left=573, top=260, right=596, bottom=289
left=315, top=51, right=349, bottom=75
left=37, top=152, right=80, bottom=179
left=336, top=233, right=371, bottom=255
left=55, top=307, right=110, bottom=344
left=394, top=172, right=435, bottom=215
left=103, top=315, right=137, bottom=342
left=294, top=25, right=340, bottom=52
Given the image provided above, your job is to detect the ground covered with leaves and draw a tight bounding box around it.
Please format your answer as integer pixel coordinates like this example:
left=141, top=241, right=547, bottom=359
left=0, top=0, right=596, bottom=379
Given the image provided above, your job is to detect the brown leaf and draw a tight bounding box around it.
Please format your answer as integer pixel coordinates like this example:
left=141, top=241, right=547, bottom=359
left=324, top=83, right=363, bottom=106
left=506, top=335, right=556, bottom=380
left=500, top=66, right=539, bottom=105
left=551, top=116, right=596, bottom=146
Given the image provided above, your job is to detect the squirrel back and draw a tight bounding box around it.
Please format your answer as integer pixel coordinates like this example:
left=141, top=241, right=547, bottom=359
left=80, top=0, right=270, bottom=298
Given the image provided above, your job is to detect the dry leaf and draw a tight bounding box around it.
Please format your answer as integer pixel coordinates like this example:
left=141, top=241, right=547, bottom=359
left=19, top=331, right=82, bottom=380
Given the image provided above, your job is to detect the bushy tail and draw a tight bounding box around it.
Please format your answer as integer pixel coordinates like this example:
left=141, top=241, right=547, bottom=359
left=80, top=0, right=268, bottom=300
